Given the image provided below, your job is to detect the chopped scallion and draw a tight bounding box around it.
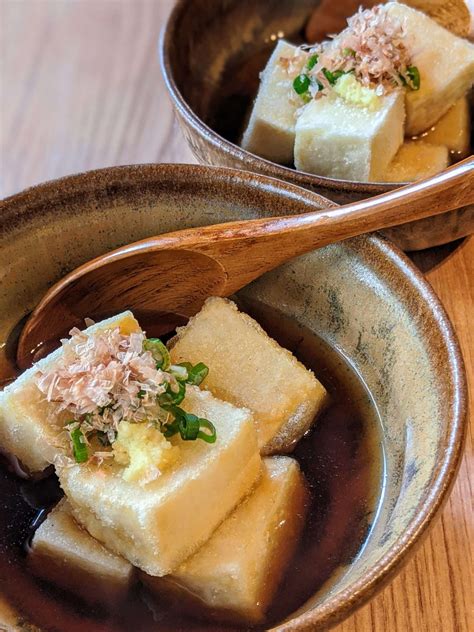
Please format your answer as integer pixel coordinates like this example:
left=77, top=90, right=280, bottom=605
left=322, top=68, right=345, bottom=85
left=197, top=419, right=217, bottom=444
left=162, top=417, right=179, bottom=438
left=159, top=381, right=186, bottom=407
left=406, top=66, right=420, bottom=90
left=162, top=407, right=217, bottom=444
left=170, top=364, right=189, bottom=381
left=185, top=362, right=209, bottom=386
left=70, top=427, right=88, bottom=463
left=178, top=412, right=201, bottom=441
left=177, top=361, right=193, bottom=371
left=293, top=73, right=310, bottom=95
left=306, top=54, right=318, bottom=70
left=143, top=338, right=170, bottom=370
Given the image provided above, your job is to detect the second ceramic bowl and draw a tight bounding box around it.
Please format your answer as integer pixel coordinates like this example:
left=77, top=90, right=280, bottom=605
left=160, top=0, right=474, bottom=251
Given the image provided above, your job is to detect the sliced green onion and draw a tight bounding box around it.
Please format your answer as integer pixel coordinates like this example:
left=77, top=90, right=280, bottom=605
left=170, top=364, right=189, bottom=381
left=343, top=47, right=356, bottom=57
left=406, top=66, right=420, bottom=90
left=322, top=68, right=345, bottom=85
left=162, top=407, right=217, bottom=443
left=197, top=419, right=217, bottom=444
left=306, top=54, right=318, bottom=70
left=159, top=381, right=186, bottom=407
left=137, top=389, right=146, bottom=399
left=301, top=91, right=312, bottom=104
left=293, top=73, right=310, bottom=95
left=185, top=362, right=209, bottom=386
left=177, top=361, right=193, bottom=372
left=322, top=68, right=334, bottom=84
left=162, top=417, right=179, bottom=438
left=143, top=338, right=170, bottom=370
left=178, top=412, right=201, bottom=441
left=70, top=427, right=88, bottom=463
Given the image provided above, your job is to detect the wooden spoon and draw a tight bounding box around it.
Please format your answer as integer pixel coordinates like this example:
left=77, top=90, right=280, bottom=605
left=17, top=157, right=473, bottom=368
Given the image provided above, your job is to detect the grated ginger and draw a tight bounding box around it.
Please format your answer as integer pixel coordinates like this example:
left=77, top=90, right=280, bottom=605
left=113, top=421, right=180, bottom=485
left=333, top=73, right=382, bottom=110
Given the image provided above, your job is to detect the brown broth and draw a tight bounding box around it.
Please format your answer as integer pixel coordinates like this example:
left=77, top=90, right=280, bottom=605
left=0, top=300, right=384, bottom=631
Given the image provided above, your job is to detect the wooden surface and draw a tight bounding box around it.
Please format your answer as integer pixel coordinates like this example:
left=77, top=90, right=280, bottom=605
left=0, top=1, right=472, bottom=631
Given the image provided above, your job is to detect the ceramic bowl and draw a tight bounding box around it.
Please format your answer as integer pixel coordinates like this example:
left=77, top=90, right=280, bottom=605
left=0, top=164, right=467, bottom=631
left=160, top=0, right=474, bottom=251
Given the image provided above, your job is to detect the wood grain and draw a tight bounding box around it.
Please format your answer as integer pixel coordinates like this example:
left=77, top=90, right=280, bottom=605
left=0, top=2, right=472, bottom=631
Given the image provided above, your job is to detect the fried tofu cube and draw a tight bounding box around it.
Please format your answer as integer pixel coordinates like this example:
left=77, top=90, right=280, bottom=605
left=294, top=88, right=405, bottom=182
left=0, top=311, right=141, bottom=474
left=414, top=97, right=471, bottom=158
left=142, top=457, right=308, bottom=625
left=382, top=141, right=449, bottom=182
left=169, top=298, right=328, bottom=455
left=59, top=386, right=262, bottom=576
left=241, top=40, right=305, bottom=164
left=29, top=499, right=134, bottom=606
left=400, top=0, right=474, bottom=39
left=385, top=2, right=474, bottom=135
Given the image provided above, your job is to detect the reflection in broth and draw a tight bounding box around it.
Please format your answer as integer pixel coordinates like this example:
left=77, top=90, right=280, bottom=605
left=0, top=300, right=384, bottom=631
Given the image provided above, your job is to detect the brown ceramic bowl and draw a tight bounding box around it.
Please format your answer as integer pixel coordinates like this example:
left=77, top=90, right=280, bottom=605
left=160, top=0, right=474, bottom=251
left=0, top=164, right=467, bottom=631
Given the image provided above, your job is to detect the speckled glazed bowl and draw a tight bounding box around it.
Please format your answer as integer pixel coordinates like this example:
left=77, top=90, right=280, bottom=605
left=160, top=0, right=474, bottom=251
left=0, top=164, right=467, bottom=631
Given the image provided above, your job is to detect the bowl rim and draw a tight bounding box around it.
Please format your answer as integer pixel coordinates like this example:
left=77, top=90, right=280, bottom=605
left=159, top=0, right=412, bottom=194
left=274, top=233, right=468, bottom=631
left=0, top=163, right=467, bottom=631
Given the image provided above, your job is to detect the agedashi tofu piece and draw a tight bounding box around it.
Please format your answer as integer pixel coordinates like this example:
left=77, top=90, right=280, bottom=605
left=59, top=386, right=261, bottom=577
left=29, top=499, right=134, bottom=606
left=383, top=141, right=449, bottom=182
left=294, top=90, right=405, bottom=181
left=0, top=311, right=140, bottom=474
left=241, top=40, right=304, bottom=164
left=401, top=0, right=474, bottom=39
left=169, top=298, right=328, bottom=455
left=142, top=456, right=308, bottom=625
left=414, top=97, right=471, bottom=158
left=385, top=2, right=474, bottom=135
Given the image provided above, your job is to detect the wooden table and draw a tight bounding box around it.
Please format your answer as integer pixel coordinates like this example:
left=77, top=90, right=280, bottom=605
left=1, top=2, right=472, bottom=631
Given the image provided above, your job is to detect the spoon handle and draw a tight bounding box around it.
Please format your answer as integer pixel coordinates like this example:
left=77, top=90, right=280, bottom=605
left=288, top=154, right=474, bottom=246
left=159, top=156, right=474, bottom=292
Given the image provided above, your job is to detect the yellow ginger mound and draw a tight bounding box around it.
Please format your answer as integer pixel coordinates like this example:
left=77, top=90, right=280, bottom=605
left=113, top=421, right=180, bottom=485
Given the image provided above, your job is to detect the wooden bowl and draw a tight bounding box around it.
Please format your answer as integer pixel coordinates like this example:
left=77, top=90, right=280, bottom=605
left=160, top=0, right=474, bottom=251
left=0, top=164, right=467, bottom=631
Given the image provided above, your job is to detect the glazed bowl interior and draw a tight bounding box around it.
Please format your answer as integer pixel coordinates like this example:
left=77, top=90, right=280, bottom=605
left=0, top=164, right=466, bottom=631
